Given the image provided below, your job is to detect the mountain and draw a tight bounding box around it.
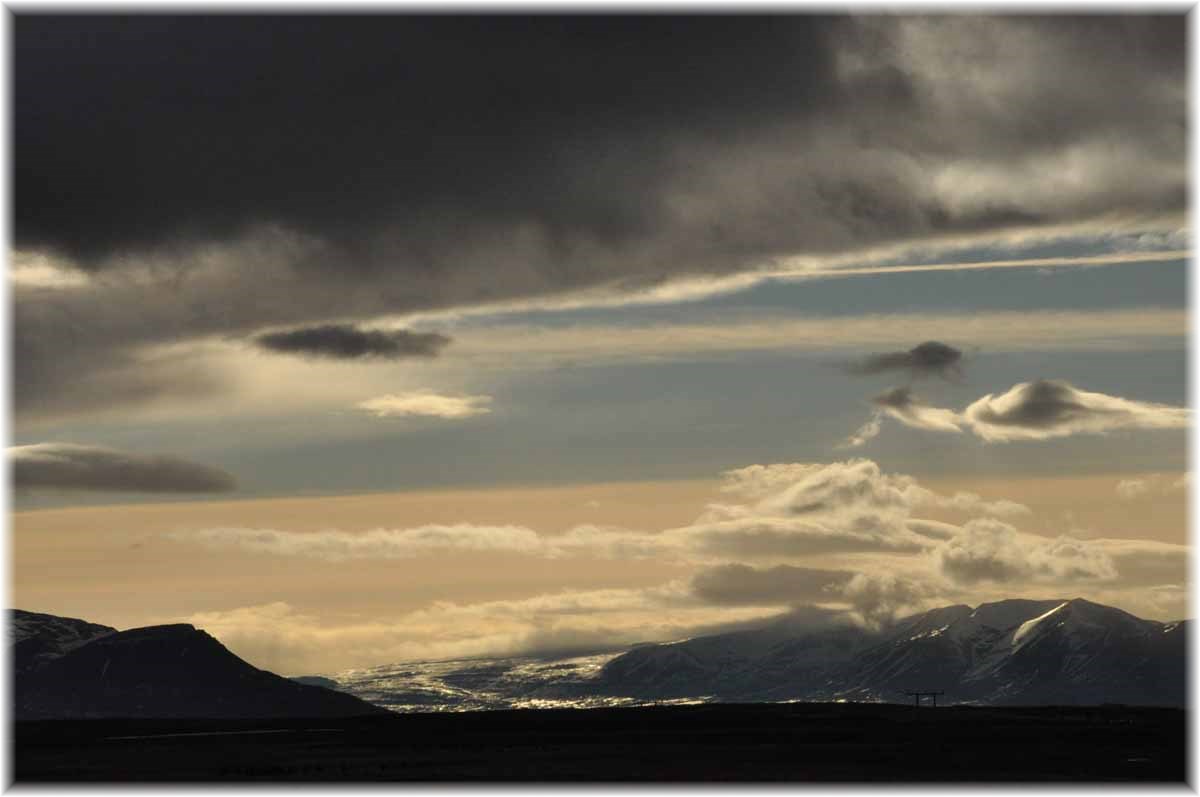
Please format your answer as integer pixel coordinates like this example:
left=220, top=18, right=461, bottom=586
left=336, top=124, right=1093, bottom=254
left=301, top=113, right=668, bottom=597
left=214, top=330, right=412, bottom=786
left=13, top=616, right=389, bottom=719
left=596, top=598, right=1187, bottom=707
left=311, top=598, right=1185, bottom=712
left=10, top=609, right=117, bottom=674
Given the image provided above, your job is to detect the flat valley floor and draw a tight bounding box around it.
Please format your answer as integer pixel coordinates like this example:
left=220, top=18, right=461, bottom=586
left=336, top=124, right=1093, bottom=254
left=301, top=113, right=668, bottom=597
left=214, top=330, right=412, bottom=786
left=13, top=702, right=1187, bottom=782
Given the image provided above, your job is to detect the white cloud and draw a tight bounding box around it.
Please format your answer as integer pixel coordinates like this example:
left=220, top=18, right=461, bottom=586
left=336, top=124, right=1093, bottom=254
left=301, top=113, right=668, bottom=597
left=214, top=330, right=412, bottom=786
left=871, top=387, right=964, bottom=433
left=1116, top=478, right=1149, bottom=500
left=356, top=390, right=493, bottom=419
left=1116, top=473, right=1189, bottom=500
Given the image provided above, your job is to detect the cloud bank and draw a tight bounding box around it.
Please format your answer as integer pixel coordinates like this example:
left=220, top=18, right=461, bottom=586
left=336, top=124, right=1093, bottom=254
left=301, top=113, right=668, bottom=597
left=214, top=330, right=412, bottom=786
left=163, top=456, right=1187, bottom=669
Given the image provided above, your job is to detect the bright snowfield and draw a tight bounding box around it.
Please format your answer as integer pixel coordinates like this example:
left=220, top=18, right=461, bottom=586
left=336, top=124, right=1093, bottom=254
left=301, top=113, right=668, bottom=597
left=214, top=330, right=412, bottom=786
left=315, top=597, right=1185, bottom=712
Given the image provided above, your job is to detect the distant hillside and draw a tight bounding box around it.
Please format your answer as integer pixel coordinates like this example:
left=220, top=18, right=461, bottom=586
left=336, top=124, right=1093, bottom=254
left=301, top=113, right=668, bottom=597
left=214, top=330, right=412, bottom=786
left=12, top=612, right=389, bottom=720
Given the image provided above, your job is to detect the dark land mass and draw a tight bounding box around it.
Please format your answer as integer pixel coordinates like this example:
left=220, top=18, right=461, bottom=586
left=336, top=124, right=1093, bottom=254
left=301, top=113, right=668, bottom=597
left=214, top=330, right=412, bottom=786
left=14, top=702, right=1186, bottom=783
left=14, top=620, right=387, bottom=720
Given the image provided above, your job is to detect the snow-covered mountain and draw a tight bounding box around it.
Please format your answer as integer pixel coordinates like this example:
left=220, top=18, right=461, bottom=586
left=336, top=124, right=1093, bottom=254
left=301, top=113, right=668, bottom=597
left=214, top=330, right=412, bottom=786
left=10, top=609, right=117, bottom=674
left=318, top=598, right=1186, bottom=711
left=597, top=598, right=1187, bottom=707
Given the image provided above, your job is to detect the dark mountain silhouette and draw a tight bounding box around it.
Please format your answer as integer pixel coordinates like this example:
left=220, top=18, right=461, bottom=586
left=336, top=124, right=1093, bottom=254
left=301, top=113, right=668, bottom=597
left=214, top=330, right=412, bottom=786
left=10, top=609, right=117, bottom=675
left=290, top=675, right=341, bottom=690
left=13, top=616, right=388, bottom=719
left=597, top=598, right=1187, bottom=707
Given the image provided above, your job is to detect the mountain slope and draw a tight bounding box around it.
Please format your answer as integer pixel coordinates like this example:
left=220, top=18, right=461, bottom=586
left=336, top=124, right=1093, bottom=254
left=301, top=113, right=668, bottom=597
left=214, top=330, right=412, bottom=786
left=14, top=620, right=389, bottom=719
left=596, top=616, right=878, bottom=700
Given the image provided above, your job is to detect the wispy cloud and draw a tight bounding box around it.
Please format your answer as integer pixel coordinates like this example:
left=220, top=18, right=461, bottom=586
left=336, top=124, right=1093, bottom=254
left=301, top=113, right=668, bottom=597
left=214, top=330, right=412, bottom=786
left=1115, top=473, right=1189, bottom=500
left=448, top=308, right=1185, bottom=366
left=838, top=413, right=884, bottom=449
left=174, top=524, right=542, bottom=562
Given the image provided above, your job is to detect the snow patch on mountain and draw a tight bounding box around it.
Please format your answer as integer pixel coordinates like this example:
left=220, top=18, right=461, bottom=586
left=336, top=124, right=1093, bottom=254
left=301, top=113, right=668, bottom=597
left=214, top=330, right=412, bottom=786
left=1012, top=602, right=1069, bottom=648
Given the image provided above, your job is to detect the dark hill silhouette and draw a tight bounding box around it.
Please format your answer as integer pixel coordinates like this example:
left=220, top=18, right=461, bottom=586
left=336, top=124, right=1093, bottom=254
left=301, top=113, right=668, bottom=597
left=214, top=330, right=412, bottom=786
left=14, top=619, right=388, bottom=719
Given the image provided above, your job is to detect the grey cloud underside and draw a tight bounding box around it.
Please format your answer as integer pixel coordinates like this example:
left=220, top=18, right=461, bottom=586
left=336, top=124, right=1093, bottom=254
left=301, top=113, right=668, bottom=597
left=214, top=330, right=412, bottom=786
left=690, top=563, right=854, bottom=606
left=11, top=443, right=236, bottom=493
left=13, top=15, right=1185, bottom=420
left=254, top=325, right=450, bottom=360
left=845, top=341, right=963, bottom=379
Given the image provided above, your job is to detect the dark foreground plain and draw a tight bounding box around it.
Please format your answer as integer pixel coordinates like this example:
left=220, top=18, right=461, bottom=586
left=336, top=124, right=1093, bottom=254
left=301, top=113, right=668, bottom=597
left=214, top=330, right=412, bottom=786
left=14, top=702, right=1186, bottom=783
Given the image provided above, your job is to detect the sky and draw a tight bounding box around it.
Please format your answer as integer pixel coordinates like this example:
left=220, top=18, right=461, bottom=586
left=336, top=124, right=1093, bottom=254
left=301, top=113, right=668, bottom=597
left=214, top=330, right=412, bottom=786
left=10, top=13, right=1191, bottom=676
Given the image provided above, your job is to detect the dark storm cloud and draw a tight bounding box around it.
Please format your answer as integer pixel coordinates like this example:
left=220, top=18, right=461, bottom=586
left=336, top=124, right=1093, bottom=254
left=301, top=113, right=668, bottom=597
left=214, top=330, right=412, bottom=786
left=846, top=342, right=963, bottom=380
left=690, top=563, right=853, bottom=606
left=254, top=325, right=450, bottom=360
left=11, top=443, right=236, bottom=493
left=14, top=15, right=843, bottom=261
left=13, top=15, right=1185, bottom=421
